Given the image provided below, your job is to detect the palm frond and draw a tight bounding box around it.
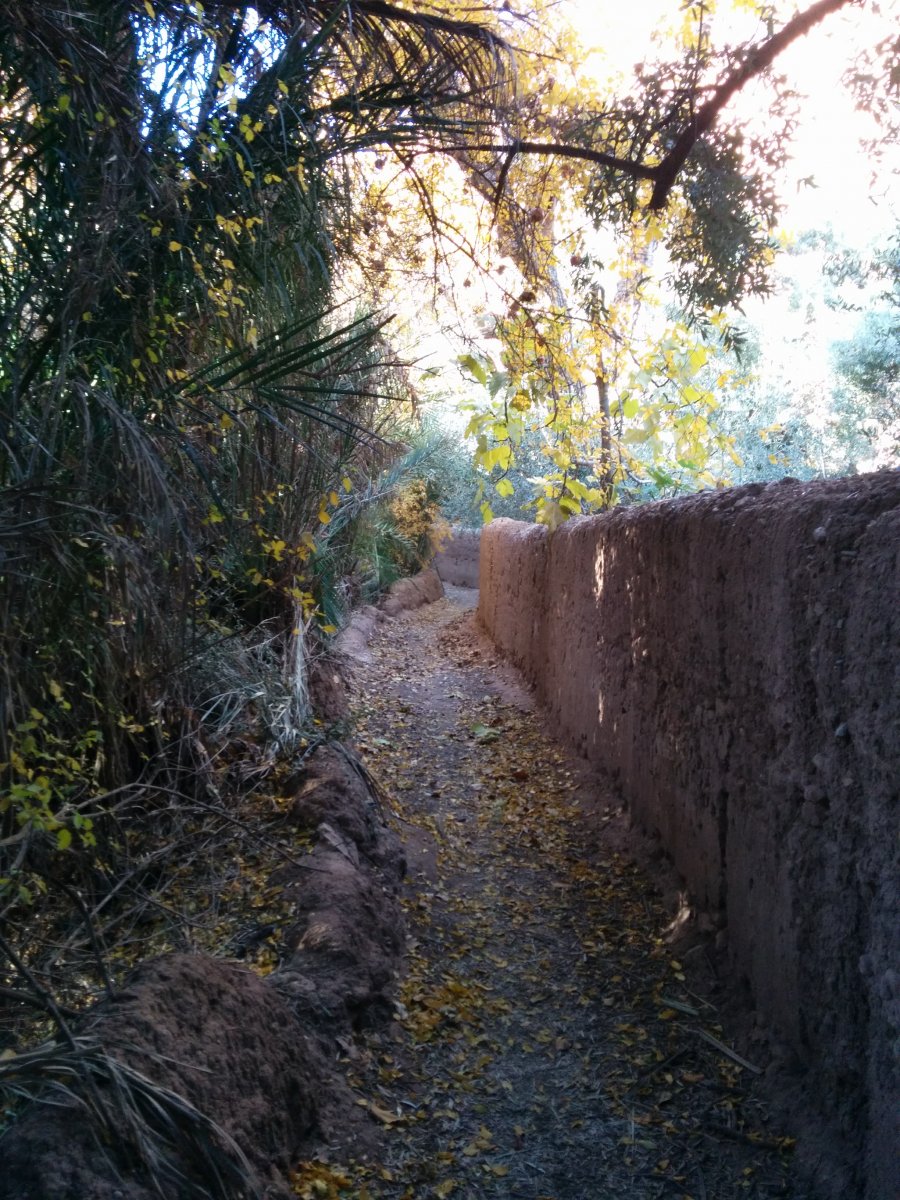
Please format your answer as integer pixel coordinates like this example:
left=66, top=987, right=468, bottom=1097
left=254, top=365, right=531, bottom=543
left=0, top=1036, right=260, bottom=1199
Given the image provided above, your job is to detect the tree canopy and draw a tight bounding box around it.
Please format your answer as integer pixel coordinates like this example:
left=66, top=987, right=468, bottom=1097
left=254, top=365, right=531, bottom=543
left=350, top=0, right=896, bottom=524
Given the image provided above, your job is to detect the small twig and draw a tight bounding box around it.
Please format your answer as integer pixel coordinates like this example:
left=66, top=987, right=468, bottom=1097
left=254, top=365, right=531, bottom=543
left=48, top=845, right=200, bottom=965
left=333, top=740, right=389, bottom=817
left=86, top=842, right=189, bottom=924
left=634, top=1046, right=689, bottom=1083
left=702, top=1120, right=789, bottom=1152
left=182, top=797, right=334, bottom=874
left=683, top=986, right=717, bottom=1011
left=659, top=996, right=699, bottom=1017
left=44, top=876, right=116, bottom=1000
left=690, top=1027, right=762, bottom=1075
left=0, top=827, right=30, bottom=850
left=491, top=139, right=519, bottom=223
left=98, top=779, right=333, bottom=875
left=0, top=986, right=80, bottom=1020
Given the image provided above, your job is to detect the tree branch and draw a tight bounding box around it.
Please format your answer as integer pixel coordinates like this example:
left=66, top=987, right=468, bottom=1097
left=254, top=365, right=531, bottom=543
left=649, top=0, right=855, bottom=209
left=443, top=140, right=658, bottom=179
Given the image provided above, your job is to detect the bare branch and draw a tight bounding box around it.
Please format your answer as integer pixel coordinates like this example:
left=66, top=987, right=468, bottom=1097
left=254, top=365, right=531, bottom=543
left=649, top=0, right=855, bottom=209
left=445, top=139, right=658, bottom=180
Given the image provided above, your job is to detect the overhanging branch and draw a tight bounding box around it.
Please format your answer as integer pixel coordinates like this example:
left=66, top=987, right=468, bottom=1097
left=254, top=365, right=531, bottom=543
left=443, top=0, right=855, bottom=215
left=648, top=0, right=855, bottom=209
left=442, top=139, right=658, bottom=179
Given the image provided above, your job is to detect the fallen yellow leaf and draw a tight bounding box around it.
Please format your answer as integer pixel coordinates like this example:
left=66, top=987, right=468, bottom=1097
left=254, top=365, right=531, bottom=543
left=357, top=1099, right=404, bottom=1126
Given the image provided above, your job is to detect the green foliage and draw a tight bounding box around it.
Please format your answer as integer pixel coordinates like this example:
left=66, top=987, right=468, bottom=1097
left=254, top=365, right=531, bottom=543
left=410, top=410, right=542, bottom=526
left=0, top=0, right=506, bottom=921
left=456, top=311, right=744, bottom=528
left=659, top=136, right=781, bottom=312
left=690, top=228, right=900, bottom=483
left=827, top=228, right=900, bottom=444
left=308, top=443, right=447, bottom=617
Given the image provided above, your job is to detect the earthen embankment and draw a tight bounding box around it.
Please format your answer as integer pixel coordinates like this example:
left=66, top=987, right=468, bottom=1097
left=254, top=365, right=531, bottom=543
left=478, top=471, right=899, bottom=1200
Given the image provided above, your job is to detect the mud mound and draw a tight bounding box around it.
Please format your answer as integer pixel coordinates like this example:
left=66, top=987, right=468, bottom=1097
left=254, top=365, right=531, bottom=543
left=276, top=743, right=406, bottom=1033
left=287, top=742, right=400, bottom=870
left=0, top=740, right=406, bottom=1199
left=0, top=955, right=318, bottom=1200
left=378, top=566, right=443, bottom=616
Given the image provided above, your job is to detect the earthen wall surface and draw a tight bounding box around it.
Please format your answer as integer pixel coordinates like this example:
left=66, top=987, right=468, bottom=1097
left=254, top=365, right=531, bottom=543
left=478, top=472, right=899, bottom=1200
left=433, top=526, right=481, bottom=587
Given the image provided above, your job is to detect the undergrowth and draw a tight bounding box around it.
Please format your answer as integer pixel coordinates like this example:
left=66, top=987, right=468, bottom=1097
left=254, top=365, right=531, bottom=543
left=0, top=0, right=495, bottom=1171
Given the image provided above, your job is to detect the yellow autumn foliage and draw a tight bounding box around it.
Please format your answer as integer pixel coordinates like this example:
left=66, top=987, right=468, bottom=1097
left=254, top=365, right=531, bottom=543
left=389, top=480, right=441, bottom=551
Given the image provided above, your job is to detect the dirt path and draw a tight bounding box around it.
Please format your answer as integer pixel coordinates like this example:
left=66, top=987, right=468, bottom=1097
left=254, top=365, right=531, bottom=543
left=295, top=589, right=813, bottom=1200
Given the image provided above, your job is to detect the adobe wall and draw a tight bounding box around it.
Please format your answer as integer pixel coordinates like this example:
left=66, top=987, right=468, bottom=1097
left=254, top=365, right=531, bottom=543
left=433, top=526, right=481, bottom=588
left=478, top=471, right=899, bottom=1200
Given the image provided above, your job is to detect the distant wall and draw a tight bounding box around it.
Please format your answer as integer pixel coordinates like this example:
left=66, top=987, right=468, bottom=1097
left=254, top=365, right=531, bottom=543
left=478, top=472, right=899, bottom=1200
left=433, top=526, right=481, bottom=588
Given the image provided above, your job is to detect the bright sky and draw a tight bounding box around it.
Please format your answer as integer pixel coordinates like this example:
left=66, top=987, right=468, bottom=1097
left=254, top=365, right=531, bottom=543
left=566, top=0, right=898, bottom=244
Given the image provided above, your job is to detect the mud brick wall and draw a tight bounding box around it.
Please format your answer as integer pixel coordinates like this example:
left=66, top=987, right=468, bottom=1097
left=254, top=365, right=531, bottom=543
left=478, top=471, right=899, bottom=1200
left=433, top=526, right=481, bottom=587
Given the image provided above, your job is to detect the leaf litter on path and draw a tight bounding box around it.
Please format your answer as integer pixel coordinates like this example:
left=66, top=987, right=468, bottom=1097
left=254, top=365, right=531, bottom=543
left=292, top=592, right=813, bottom=1200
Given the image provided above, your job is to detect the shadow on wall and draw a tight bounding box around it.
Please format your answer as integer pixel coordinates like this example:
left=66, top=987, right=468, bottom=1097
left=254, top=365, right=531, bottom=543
left=478, top=471, right=900, bottom=1200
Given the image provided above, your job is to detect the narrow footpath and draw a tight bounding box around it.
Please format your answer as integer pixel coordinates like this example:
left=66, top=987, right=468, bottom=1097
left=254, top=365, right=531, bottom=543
left=295, top=588, right=813, bottom=1200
